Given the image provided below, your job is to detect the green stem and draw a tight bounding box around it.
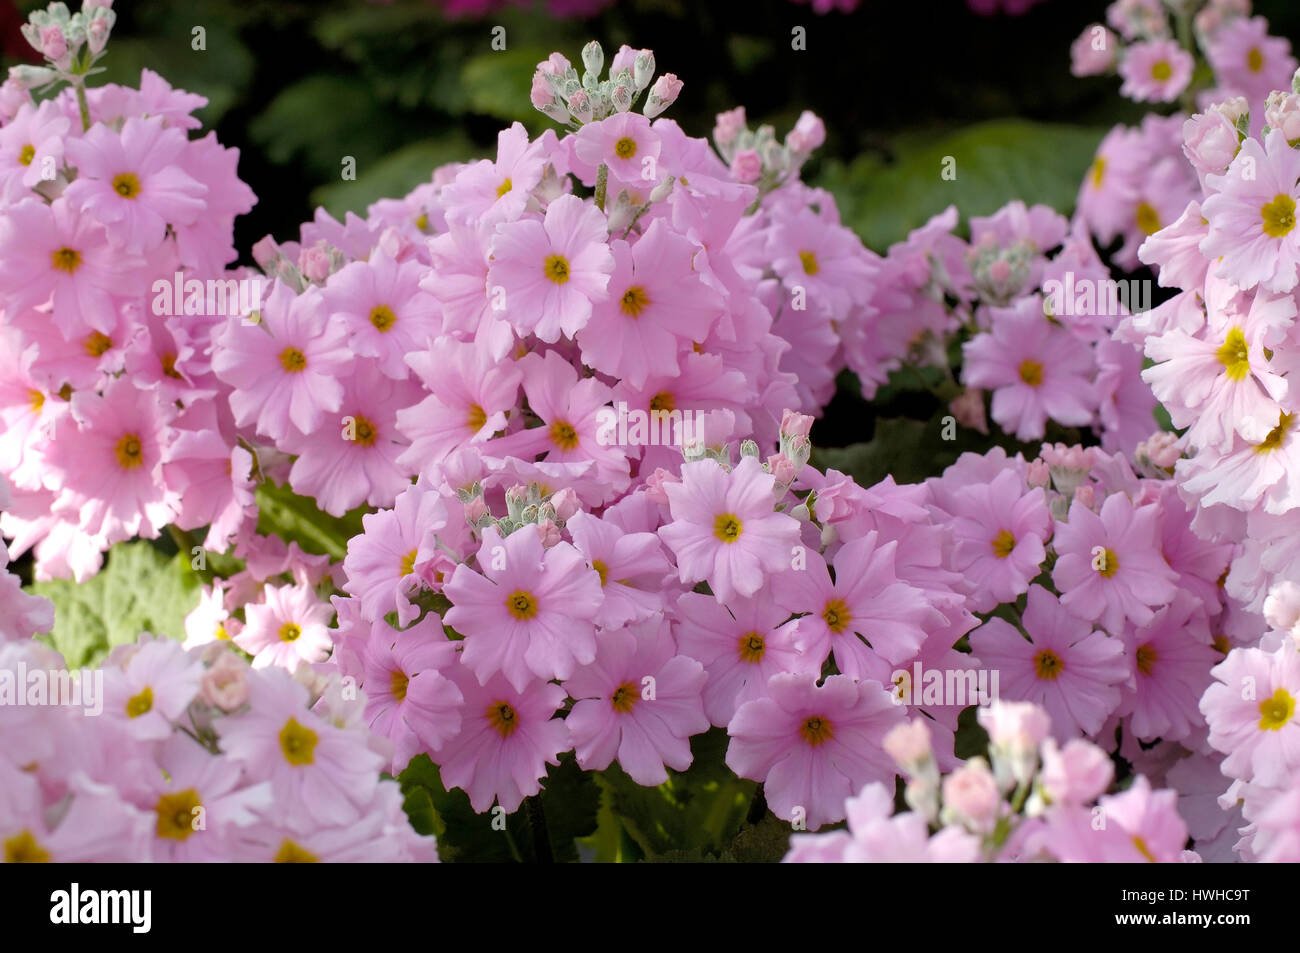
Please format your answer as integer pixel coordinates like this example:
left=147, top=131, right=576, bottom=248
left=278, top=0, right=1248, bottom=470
left=594, top=163, right=608, bottom=213
left=74, top=81, right=91, bottom=132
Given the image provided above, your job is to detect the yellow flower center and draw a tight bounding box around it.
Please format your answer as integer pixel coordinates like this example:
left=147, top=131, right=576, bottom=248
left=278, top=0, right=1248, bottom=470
left=1090, top=156, right=1106, bottom=189
left=391, top=670, right=409, bottom=703
left=279, top=347, right=307, bottom=373
left=738, top=632, right=765, bottom=663
left=620, top=285, right=650, bottom=317
left=1135, top=201, right=1161, bottom=236
left=1256, top=413, right=1295, bottom=454
left=161, top=353, right=184, bottom=380
left=351, top=413, right=378, bottom=447
left=544, top=254, right=570, bottom=284
left=799, top=250, right=819, bottom=275
left=1095, top=548, right=1119, bottom=578
left=649, top=391, right=675, bottom=413
left=279, top=622, right=301, bottom=642
left=155, top=789, right=203, bottom=841
left=1258, top=687, right=1295, bottom=731
left=369, top=304, right=396, bottom=332
left=18, top=144, right=35, bottom=166
left=506, top=589, right=538, bottom=620
left=3, top=830, right=49, bottom=863
left=487, top=701, right=518, bottom=738
left=84, top=331, right=113, bottom=357
left=27, top=390, right=44, bottom=414
left=610, top=681, right=639, bottom=713
left=467, top=403, right=488, bottom=431
left=1018, top=359, right=1044, bottom=387
left=1216, top=327, right=1250, bottom=381
left=1261, top=193, right=1296, bottom=239
left=279, top=718, right=318, bottom=765
left=1150, top=60, right=1172, bottom=81
left=822, top=598, right=852, bottom=634
left=115, top=433, right=144, bottom=471
left=274, top=839, right=319, bottom=863
left=1248, top=47, right=1264, bottom=72
left=1132, top=835, right=1157, bottom=862
left=1135, top=642, right=1157, bottom=677
left=126, top=686, right=153, bottom=718
left=591, top=559, right=609, bottom=587
left=550, top=420, right=579, bottom=450
left=614, top=137, right=637, bottom=159
left=1034, top=648, right=1064, bottom=680
left=713, top=513, right=743, bottom=543
left=1212, top=635, right=1231, bottom=655
left=496, top=177, right=513, bottom=198
left=991, top=529, right=1016, bottom=558
left=51, top=247, right=81, bottom=273
left=400, top=548, right=418, bottom=577
left=112, top=172, right=141, bottom=199
left=799, top=715, right=833, bottom=747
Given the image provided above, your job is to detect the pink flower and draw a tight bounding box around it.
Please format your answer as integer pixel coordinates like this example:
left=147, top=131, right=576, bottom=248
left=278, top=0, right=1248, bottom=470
left=726, top=672, right=904, bottom=831
left=940, top=758, right=1002, bottom=833
left=1182, top=108, right=1242, bottom=181
left=673, top=589, right=818, bottom=727
left=768, top=207, right=874, bottom=316
left=573, top=112, right=661, bottom=188
left=776, top=535, right=943, bottom=681
left=1052, top=494, right=1180, bottom=634
left=279, top=361, right=419, bottom=517
left=436, top=663, right=568, bottom=813
left=234, top=583, right=335, bottom=671
left=443, top=525, right=603, bottom=692
left=486, top=193, right=614, bottom=343
left=0, top=99, right=69, bottom=190
left=1205, top=16, right=1297, bottom=103
left=441, top=122, right=551, bottom=225
left=343, top=481, right=449, bottom=626
left=947, top=468, right=1052, bottom=612
left=1042, top=775, right=1188, bottom=862
left=970, top=585, right=1128, bottom=740
left=1201, top=130, right=1300, bottom=294
left=658, top=456, right=802, bottom=604
left=212, top=282, right=353, bottom=442
left=1201, top=645, right=1300, bottom=787
left=1118, top=39, right=1194, bottom=103
left=1117, top=594, right=1218, bottom=742
left=1039, top=737, right=1113, bottom=806
left=575, top=218, right=721, bottom=387
left=1070, top=25, right=1118, bottom=76
left=962, top=296, right=1096, bottom=441
left=564, top=618, right=708, bottom=785
left=321, top=252, right=440, bottom=379
left=64, top=117, right=207, bottom=252
left=566, top=510, right=671, bottom=629
left=101, top=638, right=204, bottom=741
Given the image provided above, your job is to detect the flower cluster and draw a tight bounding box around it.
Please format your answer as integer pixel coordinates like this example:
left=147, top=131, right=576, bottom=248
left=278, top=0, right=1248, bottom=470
left=785, top=701, right=1195, bottom=863
left=0, top=634, right=435, bottom=862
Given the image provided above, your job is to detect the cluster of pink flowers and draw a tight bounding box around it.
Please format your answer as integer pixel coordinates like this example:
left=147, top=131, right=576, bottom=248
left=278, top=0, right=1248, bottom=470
left=786, top=701, right=1194, bottom=862
left=0, top=633, right=435, bottom=862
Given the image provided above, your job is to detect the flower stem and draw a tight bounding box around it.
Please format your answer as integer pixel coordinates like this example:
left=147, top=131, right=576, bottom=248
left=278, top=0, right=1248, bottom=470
left=74, top=81, right=91, bottom=132
left=594, top=163, right=609, bottom=213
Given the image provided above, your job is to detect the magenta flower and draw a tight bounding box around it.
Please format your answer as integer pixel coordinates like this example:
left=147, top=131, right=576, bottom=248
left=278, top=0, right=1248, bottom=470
left=1117, top=594, right=1218, bottom=743
left=234, top=583, right=335, bottom=671
left=575, top=219, right=721, bottom=388
left=487, top=193, right=614, bottom=343
left=1052, top=494, right=1180, bottom=634
left=673, top=588, right=818, bottom=727
left=343, top=481, right=450, bottom=625
left=437, top=663, right=569, bottom=814
left=573, top=112, right=662, bottom=189
left=946, top=468, right=1052, bottom=612
left=969, top=585, right=1127, bottom=740
left=64, top=116, right=207, bottom=252
left=659, top=456, right=801, bottom=604
left=443, top=525, right=603, bottom=692
left=567, top=510, right=672, bottom=629
left=212, top=282, right=353, bottom=442
left=1118, top=39, right=1193, bottom=103
left=564, top=619, right=708, bottom=785
left=726, top=673, right=904, bottom=830
left=962, top=296, right=1096, bottom=441
left=322, top=252, right=440, bottom=379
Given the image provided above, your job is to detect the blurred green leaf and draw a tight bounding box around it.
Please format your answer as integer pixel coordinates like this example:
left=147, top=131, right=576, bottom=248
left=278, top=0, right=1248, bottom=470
left=29, top=541, right=202, bottom=668
left=819, top=119, right=1106, bottom=251
left=461, top=46, right=555, bottom=130
left=311, top=136, right=475, bottom=219
left=248, top=74, right=394, bottom=180
left=254, top=480, right=368, bottom=561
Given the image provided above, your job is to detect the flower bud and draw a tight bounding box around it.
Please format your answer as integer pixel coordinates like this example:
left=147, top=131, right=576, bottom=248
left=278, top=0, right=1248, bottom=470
left=633, top=51, right=655, bottom=91
left=201, top=650, right=250, bottom=711
left=644, top=73, right=682, bottom=119
left=779, top=408, right=815, bottom=438
left=940, top=758, right=1001, bottom=833
left=550, top=486, right=580, bottom=522
left=611, top=83, right=633, bottom=113
left=567, top=88, right=593, bottom=124
left=1039, top=737, right=1112, bottom=806
left=978, top=700, right=1049, bottom=791
left=785, top=110, right=825, bottom=154
left=713, top=106, right=746, bottom=146
left=948, top=389, right=988, bottom=435
left=1265, top=90, right=1300, bottom=145
left=39, top=24, right=67, bottom=64
left=1183, top=108, right=1241, bottom=177
left=581, top=40, right=604, bottom=79
left=883, top=719, right=935, bottom=774
left=1264, top=581, right=1300, bottom=633
left=766, top=452, right=795, bottom=486
left=730, top=148, right=762, bottom=184
left=535, top=518, right=562, bottom=548
left=9, top=64, right=57, bottom=90
left=298, top=242, right=334, bottom=283
left=1070, top=24, right=1118, bottom=76
left=86, top=12, right=113, bottom=55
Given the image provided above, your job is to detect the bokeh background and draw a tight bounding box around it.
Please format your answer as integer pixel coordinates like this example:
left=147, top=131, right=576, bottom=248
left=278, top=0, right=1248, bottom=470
left=4, top=0, right=1299, bottom=452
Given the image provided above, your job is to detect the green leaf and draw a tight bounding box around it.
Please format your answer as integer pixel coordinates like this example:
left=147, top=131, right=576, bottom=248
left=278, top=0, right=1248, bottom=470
left=29, top=540, right=203, bottom=668
left=819, top=119, right=1106, bottom=251
left=254, top=480, right=369, bottom=561
left=460, top=47, right=556, bottom=129
left=311, top=137, right=476, bottom=221
left=724, top=812, right=796, bottom=863
left=247, top=75, right=392, bottom=180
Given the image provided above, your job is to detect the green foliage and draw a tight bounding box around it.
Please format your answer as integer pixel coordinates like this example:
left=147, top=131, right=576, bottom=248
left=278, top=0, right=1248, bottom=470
left=311, top=136, right=476, bottom=220
left=254, top=481, right=369, bottom=561
left=28, top=541, right=202, bottom=668
left=820, top=120, right=1106, bottom=251
left=813, top=412, right=994, bottom=488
